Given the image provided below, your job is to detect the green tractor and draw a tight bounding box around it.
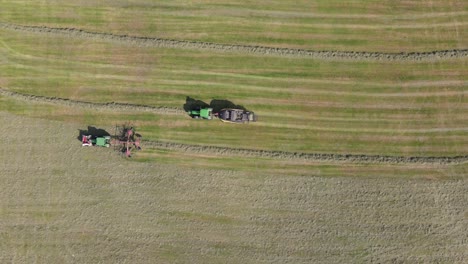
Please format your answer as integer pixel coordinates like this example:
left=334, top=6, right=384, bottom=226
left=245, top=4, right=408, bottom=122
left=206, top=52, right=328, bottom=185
left=82, top=135, right=111, bottom=147
left=188, top=107, right=213, bottom=120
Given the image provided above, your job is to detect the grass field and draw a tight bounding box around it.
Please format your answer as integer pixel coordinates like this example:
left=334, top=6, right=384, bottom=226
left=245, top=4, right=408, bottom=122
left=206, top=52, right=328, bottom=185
left=0, top=29, right=467, bottom=157
left=0, top=1, right=467, bottom=263
left=1, top=112, right=467, bottom=263
left=1, top=0, right=467, bottom=52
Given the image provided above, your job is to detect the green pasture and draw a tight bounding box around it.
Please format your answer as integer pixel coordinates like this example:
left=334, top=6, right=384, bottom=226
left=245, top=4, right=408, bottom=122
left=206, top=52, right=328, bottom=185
left=1, top=0, right=466, bottom=52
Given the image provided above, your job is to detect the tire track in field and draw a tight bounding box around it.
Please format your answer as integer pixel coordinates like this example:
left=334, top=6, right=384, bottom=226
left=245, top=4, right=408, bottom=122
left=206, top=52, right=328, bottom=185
left=1, top=88, right=467, bottom=165
left=0, top=88, right=185, bottom=115
left=1, top=22, right=467, bottom=61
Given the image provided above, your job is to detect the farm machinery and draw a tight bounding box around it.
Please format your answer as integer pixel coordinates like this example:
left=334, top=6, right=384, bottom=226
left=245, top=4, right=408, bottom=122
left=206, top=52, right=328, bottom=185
left=184, top=97, right=256, bottom=123
left=82, top=135, right=111, bottom=147
left=188, top=107, right=256, bottom=123
left=218, top=108, right=256, bottom=123
left=81, top=124, right=141, bottom=157
left=113, top=125, right=141, bottom=157
left=188, top=107, right=214, bottom=119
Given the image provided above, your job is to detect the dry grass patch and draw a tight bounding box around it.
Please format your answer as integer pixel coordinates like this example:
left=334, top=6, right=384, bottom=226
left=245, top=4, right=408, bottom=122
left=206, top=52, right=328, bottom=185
left=1, top=112, right=467, bottom=263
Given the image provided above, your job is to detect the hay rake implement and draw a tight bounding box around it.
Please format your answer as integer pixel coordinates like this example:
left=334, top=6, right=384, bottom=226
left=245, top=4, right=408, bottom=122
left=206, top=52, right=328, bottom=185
left=81, top=124, right=141, bottom=157
left=112, top=125, right=142, bottom=157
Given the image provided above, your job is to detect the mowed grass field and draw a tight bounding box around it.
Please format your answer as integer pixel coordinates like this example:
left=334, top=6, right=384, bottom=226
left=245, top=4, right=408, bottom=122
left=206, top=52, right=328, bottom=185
left=1, top=0, right=467, bottom=52
left=1, top=28, right=467, bottom=156
left=1, top=0, right=468, bottom=263
left=1, top=112, right=467, bottom=263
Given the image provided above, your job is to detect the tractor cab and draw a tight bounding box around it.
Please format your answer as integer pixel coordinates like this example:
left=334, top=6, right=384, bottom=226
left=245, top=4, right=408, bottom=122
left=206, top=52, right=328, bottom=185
left=95, top=136, right=111, bottom=147
left=82, top=135, right=110, bottom=147
left=188, top=107, right=213, bottom=120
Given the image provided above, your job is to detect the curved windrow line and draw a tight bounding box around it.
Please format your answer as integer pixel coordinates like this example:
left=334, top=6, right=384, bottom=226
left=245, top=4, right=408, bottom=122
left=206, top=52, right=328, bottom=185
left=1, top=22, right=467, bottom=61
left=144, top=140, right=468, bottom=165
left=1, top=88, right=466, bottom=165
left=0, top=88, right=185, bottom=115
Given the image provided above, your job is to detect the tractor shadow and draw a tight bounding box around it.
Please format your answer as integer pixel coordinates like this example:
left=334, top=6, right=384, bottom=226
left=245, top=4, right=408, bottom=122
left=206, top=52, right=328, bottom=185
left=183, top=96, right=210, bottom=112
left=183, top=96, right=249, bottom=113
left=209, top=99, right=247, bottom=113
left=77, top=126, right=111, bottom=142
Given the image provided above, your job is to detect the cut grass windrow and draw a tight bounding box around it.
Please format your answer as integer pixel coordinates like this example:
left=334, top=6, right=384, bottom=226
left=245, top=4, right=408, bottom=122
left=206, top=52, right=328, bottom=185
left=1, top=22, right=466, bottom=61
left=1, top=87, right=466, bottom=165
left=0, top=87, right=184, bottom=115
left=143, top=140, right=468, bottom=165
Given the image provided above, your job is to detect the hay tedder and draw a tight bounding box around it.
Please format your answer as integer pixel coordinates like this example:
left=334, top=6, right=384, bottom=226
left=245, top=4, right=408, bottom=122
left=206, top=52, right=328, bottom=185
left=82, top=124, right=141, bottom=157
left=113, top=125, right=141, bottom=157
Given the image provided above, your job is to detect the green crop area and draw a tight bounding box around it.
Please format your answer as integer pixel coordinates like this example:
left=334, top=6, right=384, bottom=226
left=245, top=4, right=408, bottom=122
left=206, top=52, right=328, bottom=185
left=1, top=0, right=467, bottom=52
left=0, top=1, right=467, bottom=263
